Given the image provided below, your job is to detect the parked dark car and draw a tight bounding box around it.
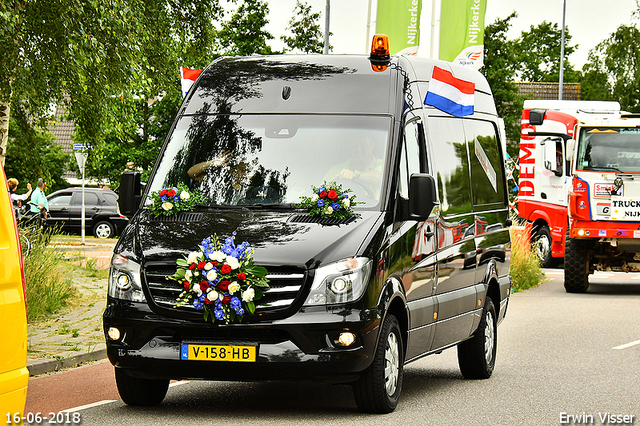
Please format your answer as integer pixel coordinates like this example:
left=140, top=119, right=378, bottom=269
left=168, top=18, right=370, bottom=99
left=46, top=187, right=128, bottom=238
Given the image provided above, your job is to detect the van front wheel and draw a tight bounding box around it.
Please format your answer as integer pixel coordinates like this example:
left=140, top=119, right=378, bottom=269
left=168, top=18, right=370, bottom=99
left=115, top=368, right=169, bottom=406
left=457, top=296, right=497, bottom=379
left=352, top=314, right=404, bottom=413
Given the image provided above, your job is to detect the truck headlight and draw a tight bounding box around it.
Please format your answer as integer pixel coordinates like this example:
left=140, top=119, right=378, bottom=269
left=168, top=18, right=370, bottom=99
left=304, top=257, right=372, bottom=306
left=108, top=254, right=146, bottom=302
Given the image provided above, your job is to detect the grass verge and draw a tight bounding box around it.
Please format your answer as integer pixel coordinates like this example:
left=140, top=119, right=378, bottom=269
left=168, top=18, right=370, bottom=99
left=22, top=225, right=78, bottom=322
left=510, top=221, right=545, bottom=292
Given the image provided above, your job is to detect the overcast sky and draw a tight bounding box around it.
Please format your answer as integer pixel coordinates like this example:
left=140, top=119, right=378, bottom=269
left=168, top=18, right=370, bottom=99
left=259, top=0, right=638, bottom=68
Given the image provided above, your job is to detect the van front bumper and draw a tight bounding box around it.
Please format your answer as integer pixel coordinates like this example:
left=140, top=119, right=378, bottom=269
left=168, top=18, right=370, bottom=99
left=103, top=299, right=381, bottom=383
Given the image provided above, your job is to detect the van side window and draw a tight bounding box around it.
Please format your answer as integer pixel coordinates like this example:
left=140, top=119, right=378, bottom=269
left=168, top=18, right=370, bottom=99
left=464, top=120, right=506, bottom=206
left=427, top=117, right=471, bottom=215
left=398, top=119, right=424, bottom=199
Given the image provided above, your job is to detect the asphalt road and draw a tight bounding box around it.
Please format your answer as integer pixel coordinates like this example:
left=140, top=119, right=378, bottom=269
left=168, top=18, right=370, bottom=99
left=23, top=269, right=640, bottom=426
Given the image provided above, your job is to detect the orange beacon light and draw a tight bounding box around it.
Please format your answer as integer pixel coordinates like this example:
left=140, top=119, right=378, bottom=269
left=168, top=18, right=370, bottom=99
left=369, top=34, right=390, bottom=72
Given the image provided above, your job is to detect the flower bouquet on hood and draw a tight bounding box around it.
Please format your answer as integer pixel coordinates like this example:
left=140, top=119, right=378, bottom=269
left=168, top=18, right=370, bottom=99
left=171, top=233, right=269, bottom=324
left=297, top=181, right=360, bottom=219
left=147, top=183, right=204, bottom=217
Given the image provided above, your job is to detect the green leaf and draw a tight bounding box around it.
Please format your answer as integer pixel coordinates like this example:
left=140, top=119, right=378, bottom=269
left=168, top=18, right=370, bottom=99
left=247, top=301, right=255, bottom=314
left=176, top=258, right=189, bottom=267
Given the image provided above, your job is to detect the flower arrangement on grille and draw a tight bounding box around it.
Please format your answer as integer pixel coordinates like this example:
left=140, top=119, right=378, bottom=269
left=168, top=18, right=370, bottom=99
left=171, top=234, right=269, bottom=324
left=146, top=183, right=204, bottom=217
left=297, top=181, right=360, bottom=219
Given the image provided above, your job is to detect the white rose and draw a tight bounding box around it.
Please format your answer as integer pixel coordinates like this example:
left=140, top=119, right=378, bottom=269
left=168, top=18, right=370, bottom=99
left=242, top=287, right=255, bottom=302
left=324, top=206, right=334, bottom=215
left=311, top=194, right=319, bottom=202
left=187, top=251, right=202, bottom=264
left=193, top=286, right=202, bottom=296
left=204, top=262, right=213, bottom=271
left=343, top=198, right=350, bottom=208
left=208, top=251, right=226, bottom=262
left=207, top=290, right=219, bottom=301
left=180, top=190, right=190, bottom=200
left=226, top=256, right=240, bottom=270
left=228, top=282, right=241, bottom=294
left=206, top=270, right=217, bottom=281
left=162, top=201, right=173, bottom=211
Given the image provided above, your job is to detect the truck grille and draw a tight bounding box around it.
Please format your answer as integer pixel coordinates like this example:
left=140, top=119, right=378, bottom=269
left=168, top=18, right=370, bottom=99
left=143, top=262, right=306, bottom=317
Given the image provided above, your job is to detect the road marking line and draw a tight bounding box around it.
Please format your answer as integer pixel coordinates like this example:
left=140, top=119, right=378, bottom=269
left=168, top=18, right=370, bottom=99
left=62, top=400, right=118, bottom=412
left=613, top=339, right=640, bottom=350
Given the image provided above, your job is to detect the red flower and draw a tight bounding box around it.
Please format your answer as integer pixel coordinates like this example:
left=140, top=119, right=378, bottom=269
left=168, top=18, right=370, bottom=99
left=220, top=264, right=232, bottom=274
left=183, top=281, right=190, bottom=290
left=222, top=295, right=232, bottom=305
left=189, top=263, right=196, bottom=270
left=237, top=272, right=247, bottom=281
left=198, top=262, right=206, bottom=270
left=160, top=189, right=168, bottom=196
left=204, top=298, right=212, bottom=305
left=212, top=261, right=218, bottom=266
left=167, top=190, right=176, bottom=198
left=319, top=190, right=327, bottom=198
left=328, top=190, right=338, bottom=200
left=199, top=281, right=208, bottom=291
left=218, top=280, right=230, bottom=291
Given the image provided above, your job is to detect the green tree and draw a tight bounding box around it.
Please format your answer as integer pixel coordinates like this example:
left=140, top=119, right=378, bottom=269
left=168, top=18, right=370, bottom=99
left=4, top=106, right=70, bottom=193
left=581, top=24, right=640, bottom=111
left=516, top=21, right=581, bottom=83
left=482, top=13, right=524, bottom=158
left=281, top=1, right=326, bottom=54
left=0, top=0, right=221, bottom=166
left=219, top=0, right=274, bottom=56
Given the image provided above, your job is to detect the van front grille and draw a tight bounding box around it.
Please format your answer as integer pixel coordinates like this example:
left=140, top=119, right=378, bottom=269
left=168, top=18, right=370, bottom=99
left=143, top=262, right=306, bottom=319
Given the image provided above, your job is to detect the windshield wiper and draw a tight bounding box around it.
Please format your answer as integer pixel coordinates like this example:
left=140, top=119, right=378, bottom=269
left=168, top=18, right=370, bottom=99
left=243, top=203, right=298, bottom=210
left=194, top=204, right=246, bottom=210
left=587, top=166, right=623, bottom=173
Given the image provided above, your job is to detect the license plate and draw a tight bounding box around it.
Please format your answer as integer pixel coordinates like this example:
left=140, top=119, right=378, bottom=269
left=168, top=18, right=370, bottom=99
left=181, top=343, right=257, bottom=362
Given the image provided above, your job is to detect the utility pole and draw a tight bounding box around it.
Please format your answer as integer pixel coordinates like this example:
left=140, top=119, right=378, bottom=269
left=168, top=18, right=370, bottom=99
left=323, top=0, right=330, bottom=54
left=559, top=0, right=566, bottom=100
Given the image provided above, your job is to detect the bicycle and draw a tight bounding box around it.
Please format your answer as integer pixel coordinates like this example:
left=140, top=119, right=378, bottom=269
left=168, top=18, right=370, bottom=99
left=15, top=202, right=47, bottom=258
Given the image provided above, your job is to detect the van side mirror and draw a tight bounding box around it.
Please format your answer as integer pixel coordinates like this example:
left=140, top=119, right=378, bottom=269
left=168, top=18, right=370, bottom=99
left=119, top=172, right=142, bottom=218
left=409, top=174, right=438, bottom=219
left=529, top=109, right=546, bottom=126
left=566, top=139, right=576, bottom=161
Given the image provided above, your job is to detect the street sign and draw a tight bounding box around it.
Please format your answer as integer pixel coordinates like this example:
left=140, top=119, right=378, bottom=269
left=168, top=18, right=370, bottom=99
left=73, top=143, right=93, bottom=150
left=75, top=152, right=87, bottom=173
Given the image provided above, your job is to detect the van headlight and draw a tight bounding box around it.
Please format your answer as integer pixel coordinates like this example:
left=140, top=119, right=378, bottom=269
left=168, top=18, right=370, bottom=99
left=304, top=257, right=372, bottom=306
left=108, top=254, right=146, bottom=302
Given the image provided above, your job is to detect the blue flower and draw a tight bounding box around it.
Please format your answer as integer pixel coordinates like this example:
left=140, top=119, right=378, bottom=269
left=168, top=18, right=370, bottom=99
left=332, top=202, right=340, bottom=210
left=214, top=306, right=225, bottom=320
left=343, top=194, right=349, bottom=199
left=161, top=195, right=168, bottom=201
left=317, top=199, right=325, bottom=207
left=318, top=187, right=326, bottom=194
left=173, top=194, right=181, bottom=201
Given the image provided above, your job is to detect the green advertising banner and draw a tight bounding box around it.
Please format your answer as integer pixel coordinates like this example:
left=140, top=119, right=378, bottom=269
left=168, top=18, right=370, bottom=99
left=439, top=0, right=486, bottom=69
left=376, top=0, right=422, bottom=55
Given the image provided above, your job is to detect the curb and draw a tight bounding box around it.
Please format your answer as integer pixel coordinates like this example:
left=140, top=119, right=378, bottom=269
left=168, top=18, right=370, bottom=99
left=27, top=344, right=108, bottom=376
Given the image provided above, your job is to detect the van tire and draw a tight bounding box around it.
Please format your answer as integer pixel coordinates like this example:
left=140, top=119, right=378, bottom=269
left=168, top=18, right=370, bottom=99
left=115, top=368, right=169, bottom=406
left=93, top=221, right=114, bottom=239
left=532, top=225, right=553, bottom=268
left=352, top=314, right=403, bottom=413
left=564, top=229, right=590, bottom=293
left=457, top=296, right=496, bottom=379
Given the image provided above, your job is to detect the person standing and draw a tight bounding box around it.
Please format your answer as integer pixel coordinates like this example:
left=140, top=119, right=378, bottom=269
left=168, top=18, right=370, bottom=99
left=30, top=178, right=49, bottom=219
left=7, top=178, right=32, bottom=211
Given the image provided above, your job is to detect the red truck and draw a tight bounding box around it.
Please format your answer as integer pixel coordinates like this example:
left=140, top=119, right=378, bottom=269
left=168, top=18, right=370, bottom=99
left=517, top=100, right=640, bottom=292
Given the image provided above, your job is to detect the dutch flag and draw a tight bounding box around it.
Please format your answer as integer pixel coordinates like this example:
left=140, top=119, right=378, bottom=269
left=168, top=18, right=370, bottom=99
left=180, top=67, right=202, bottom=97
left=424, top=66, right=475, bottom=117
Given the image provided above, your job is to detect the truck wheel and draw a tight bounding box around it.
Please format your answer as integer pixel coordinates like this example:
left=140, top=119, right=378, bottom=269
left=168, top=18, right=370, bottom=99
left=353, top=314, right=404, bottom=413
left=115, top=368, right=169, bottom=406
left=93, top=221, right=114, bottom=239
left=457, top=296, right=497, bottom=379
left=564, top=229, right=590, bottom=293
left=532, top=225, right=553, bottom=268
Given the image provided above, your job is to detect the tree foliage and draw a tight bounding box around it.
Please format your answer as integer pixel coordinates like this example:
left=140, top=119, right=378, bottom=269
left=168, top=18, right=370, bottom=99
left=582, top=24, right=640, bottom=111
left=281, top=1, right=326, bottom=54
left=219, top=0, right=274, bottom=56
left=516, top=21, right=580, bottom=83
left=482, top=13, right=524, bottom=158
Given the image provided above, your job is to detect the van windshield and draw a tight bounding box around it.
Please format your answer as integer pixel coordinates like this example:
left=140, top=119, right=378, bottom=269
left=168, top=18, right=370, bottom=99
left=147, top=114, right=391, bottom=208
left=577, top=127, right=640, bottom=173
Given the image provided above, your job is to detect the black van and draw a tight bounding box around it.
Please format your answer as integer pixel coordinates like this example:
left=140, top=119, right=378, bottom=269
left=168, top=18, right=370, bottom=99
left=104, top=37, right=511, bottom=413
